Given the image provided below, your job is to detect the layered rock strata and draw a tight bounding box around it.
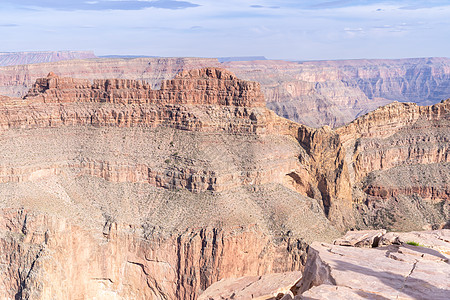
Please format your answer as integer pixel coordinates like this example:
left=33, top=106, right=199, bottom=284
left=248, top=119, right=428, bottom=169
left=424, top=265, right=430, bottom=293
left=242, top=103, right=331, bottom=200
left=0, top=57, right=220, bottom=98
left=0, top=51, right=96, bottom=67
left=2, top=56, right=450, bottom=127
left=0, top=68, right=339, bottom=300
left=0, top=67, right=449, bottom=299
left=226, top=57, right=450, bottom=127
left=336, top=99, right=450, bottom=231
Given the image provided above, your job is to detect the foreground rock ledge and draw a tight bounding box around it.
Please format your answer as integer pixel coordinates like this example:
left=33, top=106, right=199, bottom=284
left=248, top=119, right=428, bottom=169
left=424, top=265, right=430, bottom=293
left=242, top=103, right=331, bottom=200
left=198, top=271, right=301, bottom=300
left=293, top=229, right=450, bottom=300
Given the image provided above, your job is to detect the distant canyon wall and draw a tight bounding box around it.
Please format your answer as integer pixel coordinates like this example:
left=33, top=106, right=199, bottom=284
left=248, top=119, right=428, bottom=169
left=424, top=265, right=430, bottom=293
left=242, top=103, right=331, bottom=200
left=1, top=56, right=449, bottom=127
left=225, top=57, right=450, bottom=127
left=0, top=51, right=96, bottom=67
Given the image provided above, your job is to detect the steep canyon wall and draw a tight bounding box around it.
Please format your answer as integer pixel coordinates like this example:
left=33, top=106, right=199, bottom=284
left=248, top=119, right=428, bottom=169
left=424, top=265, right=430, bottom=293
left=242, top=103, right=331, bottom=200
left=0, top=69, right=339, bottom=299
left=0, top=67, right=448, bottom=299
left=1, top=56, right=449, bottom=128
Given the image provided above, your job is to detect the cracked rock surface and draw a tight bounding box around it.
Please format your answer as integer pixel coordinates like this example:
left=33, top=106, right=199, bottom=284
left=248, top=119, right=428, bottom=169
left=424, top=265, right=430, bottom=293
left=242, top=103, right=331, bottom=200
left=293, top=230, right=450, bottom=300
left=198, top=271, right=301, bottom=300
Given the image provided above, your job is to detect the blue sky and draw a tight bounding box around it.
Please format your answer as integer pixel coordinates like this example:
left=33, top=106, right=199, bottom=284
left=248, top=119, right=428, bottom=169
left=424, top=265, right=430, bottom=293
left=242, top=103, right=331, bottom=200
left=1, top=0, right=449, bottom=60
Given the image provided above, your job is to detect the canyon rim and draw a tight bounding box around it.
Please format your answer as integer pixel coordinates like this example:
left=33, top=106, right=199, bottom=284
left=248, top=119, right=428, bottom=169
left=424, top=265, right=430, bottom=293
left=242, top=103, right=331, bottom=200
left=0, top=60, right=448, bottom=299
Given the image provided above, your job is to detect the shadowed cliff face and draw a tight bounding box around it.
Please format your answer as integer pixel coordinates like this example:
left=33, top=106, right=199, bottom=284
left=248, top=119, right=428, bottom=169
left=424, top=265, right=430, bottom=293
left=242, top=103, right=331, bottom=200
left=0, top=67, right=449, bottom=299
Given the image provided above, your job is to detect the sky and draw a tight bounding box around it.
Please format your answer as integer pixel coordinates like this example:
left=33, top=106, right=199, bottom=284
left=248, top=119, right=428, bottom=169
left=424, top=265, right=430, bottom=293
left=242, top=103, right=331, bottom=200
left=0, top=0, right=449, bottom=60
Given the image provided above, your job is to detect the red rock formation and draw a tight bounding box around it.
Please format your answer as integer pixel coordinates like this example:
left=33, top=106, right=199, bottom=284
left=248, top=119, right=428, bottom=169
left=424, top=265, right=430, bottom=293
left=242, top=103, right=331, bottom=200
left=0, top=209, right=308, bottom=300
left=25, top=68, right=265, bottom=107
left=2, top=56, right=450, bottom=127
left=0, top=68, right=340, bottom=299
left=337, top=100, right=450, bottom=182
left=0, top=66, right=449, bottom=299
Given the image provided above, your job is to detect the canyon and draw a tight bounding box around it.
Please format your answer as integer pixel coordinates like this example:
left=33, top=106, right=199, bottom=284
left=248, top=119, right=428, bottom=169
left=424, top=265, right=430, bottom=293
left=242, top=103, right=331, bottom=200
left=0, top=66, right=448, bottom=299
left=0, top=51, right=96, bottom=67
left=0, top=69, right=337, bottom=299
left=202, top=229, right=450, bottom=299
left=0, top=55, right=449, bottom=128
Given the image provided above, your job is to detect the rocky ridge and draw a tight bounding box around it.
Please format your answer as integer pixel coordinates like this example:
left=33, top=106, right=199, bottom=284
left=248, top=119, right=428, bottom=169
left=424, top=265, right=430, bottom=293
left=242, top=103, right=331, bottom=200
left=0, top=51, right=96, bottom=67
left=0, top=68, right=339, bottom=299
left=336, top=99, right=450, bottom=231
left=0, top=67, right=449, bottom=299
left=1, top=56, right=450, bottom=127
left=0, top=57, right=220, bottom=98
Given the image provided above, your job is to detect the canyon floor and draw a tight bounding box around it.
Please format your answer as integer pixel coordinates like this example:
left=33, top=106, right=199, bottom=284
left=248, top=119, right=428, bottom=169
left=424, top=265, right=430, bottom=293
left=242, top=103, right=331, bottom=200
left=0, top=64, right=448, bottom=299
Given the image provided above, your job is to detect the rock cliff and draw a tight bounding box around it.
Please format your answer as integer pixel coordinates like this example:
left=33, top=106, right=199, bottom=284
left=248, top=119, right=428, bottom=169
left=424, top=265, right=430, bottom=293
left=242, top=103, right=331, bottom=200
left=336, top=99, right=450, bottom=231
left=0, top=67, right=449, bottom=299
left=0, top=69, right=339, bottom=299
left=225, top=57, right=450, bottom=127
left=1, top=56, right=449, bottom=128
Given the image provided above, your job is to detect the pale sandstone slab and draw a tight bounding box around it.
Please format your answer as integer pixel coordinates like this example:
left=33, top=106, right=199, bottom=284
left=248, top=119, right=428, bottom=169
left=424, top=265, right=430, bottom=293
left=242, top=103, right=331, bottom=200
left=295, top=231, right=450, bottom=300
left=333, top=229, right=386, bottom=247
left=199, top=271, right=301, bottom=300
left=297, top=284, right=386, bottom=300
left=380, top=230, right=450, bottom=255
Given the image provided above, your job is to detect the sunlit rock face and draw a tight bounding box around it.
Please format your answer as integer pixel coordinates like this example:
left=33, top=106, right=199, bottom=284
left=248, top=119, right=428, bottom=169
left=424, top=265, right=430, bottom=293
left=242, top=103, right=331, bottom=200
left=0, top=69, right=339, bottom=299
left=1, top=56, right=450, bottom=127
left=0, top=65, right=448, bottom=299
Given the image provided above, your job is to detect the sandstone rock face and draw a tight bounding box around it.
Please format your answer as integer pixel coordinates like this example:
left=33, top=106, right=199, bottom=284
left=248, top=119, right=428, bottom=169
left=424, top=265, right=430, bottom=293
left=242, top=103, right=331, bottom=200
left=0, top=57, right=220, bottom=98
left=0, top=68, right=340, bottom=299
left=25, top=69, right=265, bottom=107
left=1, top=56, right=450, bottom=127
left=336, top=99, right=450, bottom=231
left=198, top=271, right=301, bottom=300
left=0, top=208, right=311, bottom=300
left=295, top=230, right=450, bottom=299
left=225, top=57, right=450, bottom=127
left=333, top=229, right=386, bottom=248
left=1, top=66, right=449, bottom=299
left=0, top=51, right=97, bottom=67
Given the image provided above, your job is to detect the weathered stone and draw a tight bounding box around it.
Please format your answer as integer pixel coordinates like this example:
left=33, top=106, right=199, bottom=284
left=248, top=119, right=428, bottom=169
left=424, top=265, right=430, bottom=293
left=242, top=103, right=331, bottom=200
left=198, top=271, right=301, bottom=300
left=295, top=231, right=450, bottom=300
left=297, top=285, right=381, bottom=300
left=0, top=68, right=341, bottom=299
left=380, top=230, right=450, bottom=255
left=333, top=229, right=386, bottom=248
